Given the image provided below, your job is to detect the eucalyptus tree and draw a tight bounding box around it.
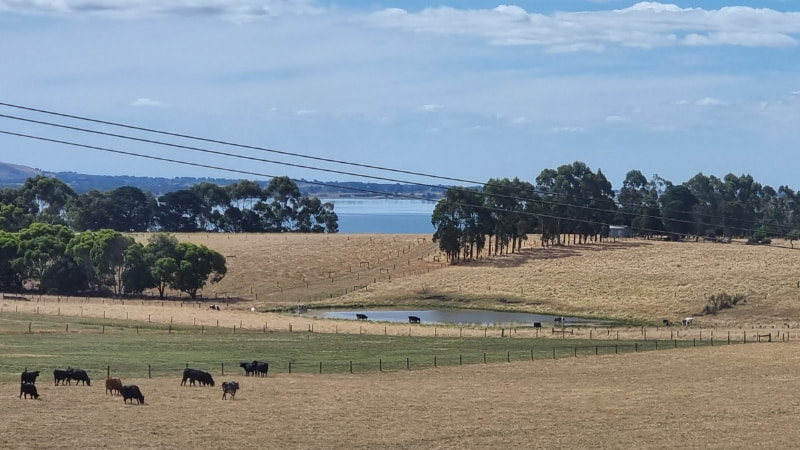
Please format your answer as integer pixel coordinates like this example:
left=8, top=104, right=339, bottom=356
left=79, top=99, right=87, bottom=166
left=155, top=190, right=204, bottom=232
left=265, top=176, right=301, bottom=232
left=20, top=175, right=77, bottom=224
left=616, top=170, right=649, bottom=228
left=108, top=186, right=156, bottom=232
left=659, top=184, right=697, bottom=239
left=65, top=229, right=133, bottom=295
left=14, top=223, right=74, bottom=290
left=189, top=182, right=231, bottom=231
left=68, top=189, right=112, bottom=231
left=294, top=197, right=338, bottom=233
left=0, top=230, right=22, bottom=290
left=432, top=187, right=488, bottom=262
left=121, top=242, right=156, bottom=295
left=171, top=242, right=227, bottom=299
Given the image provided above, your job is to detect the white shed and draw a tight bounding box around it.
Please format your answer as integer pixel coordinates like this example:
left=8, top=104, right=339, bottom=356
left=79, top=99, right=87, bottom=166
left=608, top=225, right=631, bottom=238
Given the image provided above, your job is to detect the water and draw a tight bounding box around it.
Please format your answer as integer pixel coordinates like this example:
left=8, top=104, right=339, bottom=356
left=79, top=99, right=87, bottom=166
left=324, top=198, right=436, bottom=234
left=305, top=308, right=605, bottom=327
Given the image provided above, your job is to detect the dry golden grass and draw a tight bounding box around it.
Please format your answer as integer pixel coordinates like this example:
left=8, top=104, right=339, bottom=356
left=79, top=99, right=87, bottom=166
left=127, top=233, right=800, bottom=327
left=4, top=341, right=800, bottom=449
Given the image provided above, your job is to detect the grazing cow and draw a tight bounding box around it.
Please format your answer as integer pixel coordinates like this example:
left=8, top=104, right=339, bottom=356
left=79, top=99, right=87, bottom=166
left=54, top=369, right=70, bottom=386
left=356, top=313, right=368, bottom=320
left=181, top=368, right=215, bottom=387
left=240, top=362, right=257, bottom=377
left=554, top=317, right=565, bottom=326
left=250, top=306, right=256, bottom=312
left=121, top=385, right=145, bottom=404
left=663, top=319, right=672, bottom=327
left=408, top=315, right=421, bottom=324
left=209, top=304, right=221, bottom=311
left=21, top=370, right=40, bottom=385
left=221, top=381, right=240, bottom=400
left=682, top=317, right=693, bottom=326
left=255, top=361, right=269, bottom=377
left=19, top=383, right=39, bottom=399
left=105, top=377, right=123, bottom=396
left=68, top=368, right=91, bottom=386
left=532, top=322, right=542, bottom=329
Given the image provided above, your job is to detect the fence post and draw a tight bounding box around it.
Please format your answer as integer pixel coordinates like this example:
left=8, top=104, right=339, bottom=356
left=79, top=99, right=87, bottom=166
left=379, top=359, right=383, bottom=372
left=350, top=361, right=353, bottom=374
left=553, top=348, right=556, bottom=360
left=28, top=321, right=31, bottom=333
left=728, top=331, right=730, bottom=345
left=484, top=353, right=487, bottom=364
left=507, top=352, right=511, bottom=363
left=407, top=358, right=410, bottom=370
left=148, top=364, right=151, bottom=378
left=574, top=347, right=577, bottom=357
left=107, top=366, right=110, bottom=378
left=460, top=355, right=463, bottom=366
left=595, top=346, right=598, bottom=356
left=319, top=362, right=322, bottom=374
left=434, top=356, right=437, bottom=368
left=531, top=348, right=534, bottom=360
left=289, top=361, right=292, bottom=374
left=693, top=338, right=696, bottom=347
left=221, top=363, right=224, bottom=375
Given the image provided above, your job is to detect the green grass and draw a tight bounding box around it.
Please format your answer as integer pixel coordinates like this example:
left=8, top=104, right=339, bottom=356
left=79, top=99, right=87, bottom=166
left=0, top=311, right=733, bottom=383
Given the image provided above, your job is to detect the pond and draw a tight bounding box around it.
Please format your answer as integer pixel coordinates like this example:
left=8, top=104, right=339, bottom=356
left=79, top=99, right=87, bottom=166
left=304, top=309, right=607, bottom=327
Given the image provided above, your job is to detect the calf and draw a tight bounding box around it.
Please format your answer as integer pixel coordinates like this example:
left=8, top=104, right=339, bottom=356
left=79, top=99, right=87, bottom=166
left=221, top=381, right=240, bottom=400
left=408, top=315, right=421, bottom=324
left=105, top=377, right=123, bottom=396
left=121, top=385, right=145, bottom=404
left=20, top=383, right=39, bottom=399
left=21, top=370, right=40, bottom=385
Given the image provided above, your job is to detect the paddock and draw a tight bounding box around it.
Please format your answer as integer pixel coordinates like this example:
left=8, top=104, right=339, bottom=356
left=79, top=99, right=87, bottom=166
left=3, top=341, right=800, bottom=449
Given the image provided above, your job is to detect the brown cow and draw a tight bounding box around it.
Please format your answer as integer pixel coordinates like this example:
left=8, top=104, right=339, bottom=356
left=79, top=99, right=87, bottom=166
left=105, top=377, right=123, bottom=396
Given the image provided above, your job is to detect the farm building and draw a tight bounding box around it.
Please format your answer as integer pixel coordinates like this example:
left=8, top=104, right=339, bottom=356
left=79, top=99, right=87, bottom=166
left=608, top=225, right=631, bottom=238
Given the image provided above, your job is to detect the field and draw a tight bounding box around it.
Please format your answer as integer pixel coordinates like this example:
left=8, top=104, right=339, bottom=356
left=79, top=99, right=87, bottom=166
left=3, top=233, right=800, bottom=448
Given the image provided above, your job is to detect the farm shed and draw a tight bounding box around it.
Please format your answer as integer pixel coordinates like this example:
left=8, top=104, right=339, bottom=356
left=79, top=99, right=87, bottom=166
left=608, top=225, right=631, bottom=238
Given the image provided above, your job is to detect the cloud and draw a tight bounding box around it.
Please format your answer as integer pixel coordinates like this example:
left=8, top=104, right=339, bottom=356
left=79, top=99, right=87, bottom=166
left=552, top=126, right=586, bottom=133
left=294, top=109, right=317, bottom=116
left=696, top=97, right=724, bottom=106
left=366, top=2, right=800, bottom=51
left=0, top=0, right=321, bottom=20
left=130, top=98, right=163, bottom=107
left=416, top=104, right=444, bottom=112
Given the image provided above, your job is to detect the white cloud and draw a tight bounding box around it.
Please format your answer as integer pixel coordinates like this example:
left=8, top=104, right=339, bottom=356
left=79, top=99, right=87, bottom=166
left=416, top=104, right=444, bottom=112
left=294, top=109, right=317, bottom=116
left=552, top=126, right=586, bottom=133
left=366, top=2, right=800, bottom=51
left=130, top=98, right=163, bottom=107
left=605, top=115, right=628, bottom=123
left=696, top=97, right=725, bottom=106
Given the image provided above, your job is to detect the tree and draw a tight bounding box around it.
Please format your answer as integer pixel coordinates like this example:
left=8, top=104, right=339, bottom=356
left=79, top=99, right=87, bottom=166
left=787, top=229, right=800, bottom=249
left=108, top=186, right=156, bottom=232
left=155, top=190, right=204, bottom=231
left=14, top=223, right=74, bottom=290
left=121, top=242, right=156, bottom=295
left=265, top=176, right=301, bottom=232
left=170, top=242, right=227, bottom=299
left=0, top=231, right=22, bottom=290
left=20, top=175, right=77, bottom=224
left=152, top=257, right=177, bottom=299
left=659, top=184, right=698, bottom=239
left=145, top=233, right=179, bottom=299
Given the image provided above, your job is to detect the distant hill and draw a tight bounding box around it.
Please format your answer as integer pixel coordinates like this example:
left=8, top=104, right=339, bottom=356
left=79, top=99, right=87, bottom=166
left=0, top=161, right=448, bottom=199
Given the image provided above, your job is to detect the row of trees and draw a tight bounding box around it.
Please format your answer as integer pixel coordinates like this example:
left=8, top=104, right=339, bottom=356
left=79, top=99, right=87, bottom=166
left=0, top=223, right=226, bottom=298
left=433, top=162, right=800, bottom=262
left=0, top=175, right=338, bottom=233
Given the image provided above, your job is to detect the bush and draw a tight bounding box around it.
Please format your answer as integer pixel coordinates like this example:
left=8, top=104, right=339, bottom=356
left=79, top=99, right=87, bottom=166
left=702, top=292, right=746, bottom=315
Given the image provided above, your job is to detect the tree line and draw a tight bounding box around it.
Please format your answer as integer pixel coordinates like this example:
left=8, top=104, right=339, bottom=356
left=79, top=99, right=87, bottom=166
left=432, top=161, right=800, bottom=262
left=0, top=224, right=225, bottom=298
left=0, top=175, right=338, bottom=233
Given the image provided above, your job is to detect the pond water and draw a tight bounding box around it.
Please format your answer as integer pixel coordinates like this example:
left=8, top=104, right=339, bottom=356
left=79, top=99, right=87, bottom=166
left=305, top=309, right=606, bottom=327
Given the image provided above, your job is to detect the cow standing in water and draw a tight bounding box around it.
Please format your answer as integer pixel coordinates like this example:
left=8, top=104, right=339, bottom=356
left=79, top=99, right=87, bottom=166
left=356, top=313, right=368, bottom=320
left=408, top=316, right=421, bottom=324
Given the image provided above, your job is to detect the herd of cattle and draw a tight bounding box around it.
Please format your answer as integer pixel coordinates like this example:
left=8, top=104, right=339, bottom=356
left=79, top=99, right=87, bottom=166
left=17, top=360, right=269, bottom=402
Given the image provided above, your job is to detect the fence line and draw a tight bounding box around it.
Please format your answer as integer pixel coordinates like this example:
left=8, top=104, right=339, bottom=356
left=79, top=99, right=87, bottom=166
left=0, top=337, right=781, bottom=383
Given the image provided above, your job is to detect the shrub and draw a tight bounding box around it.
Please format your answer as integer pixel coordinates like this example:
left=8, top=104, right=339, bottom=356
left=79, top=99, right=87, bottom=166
left=702, top=292, right=746, bottom=315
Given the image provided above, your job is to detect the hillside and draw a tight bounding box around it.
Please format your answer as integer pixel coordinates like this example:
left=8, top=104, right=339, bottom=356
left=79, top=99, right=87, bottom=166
left=146, top=233, right=800, bottom=327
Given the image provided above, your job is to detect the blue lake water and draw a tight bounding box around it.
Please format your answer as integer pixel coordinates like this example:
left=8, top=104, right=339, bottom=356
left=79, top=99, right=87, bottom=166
left=324, top=198, right=436, bottom=234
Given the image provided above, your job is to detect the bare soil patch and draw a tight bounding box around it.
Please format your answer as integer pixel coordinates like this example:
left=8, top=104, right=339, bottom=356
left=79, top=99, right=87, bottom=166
left=3, top=341, right=800, bottom=449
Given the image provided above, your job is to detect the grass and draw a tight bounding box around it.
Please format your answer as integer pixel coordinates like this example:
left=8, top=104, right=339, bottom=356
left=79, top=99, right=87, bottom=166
left=0, top=310, right=733, bottom=383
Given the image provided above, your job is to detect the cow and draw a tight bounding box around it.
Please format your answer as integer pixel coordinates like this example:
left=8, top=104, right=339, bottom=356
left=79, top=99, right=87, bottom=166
left=532, top=322, right=542, bottom=328
left=663, top=319, right=672, bottom=327
left=54, top=369, right=70, bottom=386
left=20, top=383, right=39, bottom=399
left=554, top=317, right=565, bottom=326
left=682, top=317, right=694, bottom=326
left=21, top=370, right=40, bottom=385
left=121, top=385, right=145, bottom=405
left=105, top=377, right=123, bottom=396
left=240, top=362, right=257, bottom=377
left=221, top=381, right=240, bottom=400
left=408, top=315, right=421, bottom=324
left=209, top=304, right=221, bottom=311
left=181, top=368, right=215, bottom=387
left=68, top=368, right=91, bottom=386
left=356, top=313, right=368, bottom=320
left=255, top=361, right=269, bottom=377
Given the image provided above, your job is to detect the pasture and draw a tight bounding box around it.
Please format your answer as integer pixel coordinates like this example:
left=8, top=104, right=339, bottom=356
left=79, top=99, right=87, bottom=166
left=4, top=233, right=800, bottom=448
left=3, top=341, right=800, bottom=449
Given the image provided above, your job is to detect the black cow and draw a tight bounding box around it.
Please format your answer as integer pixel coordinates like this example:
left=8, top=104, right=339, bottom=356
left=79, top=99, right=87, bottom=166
left=21, top=370, right=40, bottom=384
left=255, top=361, right=269, bottom=377
left=532, top=322, right=542, bottom=328
left=221, top=381, right=240, bottom=400
left=408, top=315, right=421, bottom=324
left=19, top=383, right=39, bottom=399
left=121, top=385, right=145, bottom=404
left=240, top=362, right=257, bottom=376
left=67, top=368, right=91, bottom=386
left=356, top=313, right=368, bottom=320
left=54, top=369, right=70, bottom=386
left=663, top=319, right=672, bottom=327
left=181, top=368, right=215, bottom=387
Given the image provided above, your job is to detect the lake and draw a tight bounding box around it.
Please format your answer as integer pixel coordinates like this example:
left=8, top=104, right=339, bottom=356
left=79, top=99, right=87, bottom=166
left=324, top=198, right=436, bottom=234
left=306, top=308, right=605, bottom=327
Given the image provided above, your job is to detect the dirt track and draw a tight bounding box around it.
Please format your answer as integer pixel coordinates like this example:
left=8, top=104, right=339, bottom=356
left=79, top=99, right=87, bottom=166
left=3, top=340, right=800, bottom=449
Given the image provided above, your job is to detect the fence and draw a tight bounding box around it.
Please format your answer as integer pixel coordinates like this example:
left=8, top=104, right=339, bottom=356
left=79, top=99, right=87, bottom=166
left=0, top=336, right=781, bottom=384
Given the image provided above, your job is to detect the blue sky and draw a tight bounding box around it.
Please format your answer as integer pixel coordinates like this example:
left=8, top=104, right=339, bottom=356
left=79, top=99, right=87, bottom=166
left=1, top=1, right=799, bottom=190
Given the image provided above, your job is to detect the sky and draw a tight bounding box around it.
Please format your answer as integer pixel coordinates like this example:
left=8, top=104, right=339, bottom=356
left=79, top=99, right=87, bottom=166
left=1, top=0, right=799, bottom=191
